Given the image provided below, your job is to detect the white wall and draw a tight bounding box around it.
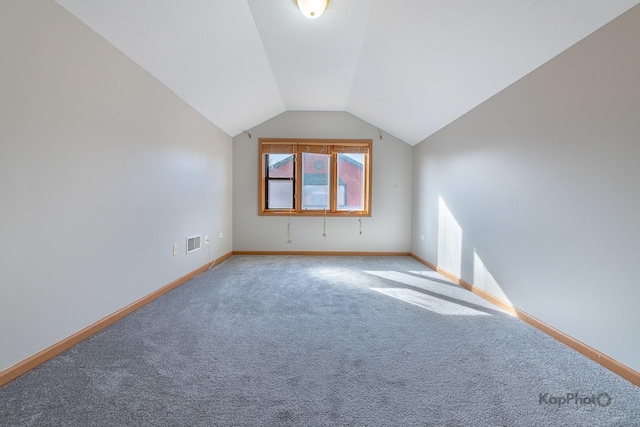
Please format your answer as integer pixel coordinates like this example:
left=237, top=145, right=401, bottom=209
left=233, top=112, right=413, bottom=252
left=412, top=6, right=640, bottom=372
left=0, top=0, right=233, bottom=372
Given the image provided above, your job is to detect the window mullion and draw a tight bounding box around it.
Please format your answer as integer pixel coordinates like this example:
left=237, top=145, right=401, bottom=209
left=330, top=151, right=337, bottom=212
left=294, top=152, right=301, bottom=211
left=263, top=155, right=268, bottom=209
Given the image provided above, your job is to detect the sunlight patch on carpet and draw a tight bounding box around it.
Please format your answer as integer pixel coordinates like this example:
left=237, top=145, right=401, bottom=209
left=371, top=287, right=490, bottom=316
left=366, top=271, right=469, bottom=301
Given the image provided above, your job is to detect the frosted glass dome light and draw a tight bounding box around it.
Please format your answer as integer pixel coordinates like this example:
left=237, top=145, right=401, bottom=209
left=296, top=0, right=329, bottom=19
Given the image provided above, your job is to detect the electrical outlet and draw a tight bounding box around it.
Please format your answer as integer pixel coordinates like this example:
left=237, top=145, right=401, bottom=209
left=219, top=232, right=224, bottom=239
left=420, top=235, right=425, bottom=241
left=172, top=243, right=178, bottom=256
left=205, top=235, right=210, bottom=244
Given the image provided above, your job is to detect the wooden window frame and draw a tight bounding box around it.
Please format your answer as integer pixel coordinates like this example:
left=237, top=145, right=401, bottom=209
left=259, top=138, right=372, bottom=217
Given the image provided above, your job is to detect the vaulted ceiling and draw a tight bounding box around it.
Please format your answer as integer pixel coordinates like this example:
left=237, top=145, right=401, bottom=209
left=55, top=0, right=639, bottom=145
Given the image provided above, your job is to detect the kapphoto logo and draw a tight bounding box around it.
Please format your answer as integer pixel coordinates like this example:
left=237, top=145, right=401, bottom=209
left=539, top=392, right=611, bottom=407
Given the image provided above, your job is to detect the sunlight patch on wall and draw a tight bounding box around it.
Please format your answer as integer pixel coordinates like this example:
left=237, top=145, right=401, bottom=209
left=371, top=288, right=490, bottom=316
left=437, top=196, right=462, bottom=277
left=473, top=250, right=513, bottom=306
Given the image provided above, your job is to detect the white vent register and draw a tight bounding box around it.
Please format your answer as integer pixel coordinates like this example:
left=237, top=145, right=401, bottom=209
left=186, top=235, right=201, bottom=253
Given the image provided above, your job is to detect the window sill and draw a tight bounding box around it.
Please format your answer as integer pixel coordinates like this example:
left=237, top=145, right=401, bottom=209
left=260, top=210, right=371, bottom=217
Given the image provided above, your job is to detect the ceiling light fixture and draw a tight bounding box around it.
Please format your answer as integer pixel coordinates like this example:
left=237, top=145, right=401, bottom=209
left=296, top=0, right=330, bottom=19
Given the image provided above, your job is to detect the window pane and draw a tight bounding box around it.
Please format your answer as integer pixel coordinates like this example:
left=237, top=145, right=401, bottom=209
left=267, top=154, right=294, bottom=178
left=267, top=180, right=293, bottom=209
left=302, top=153, right=330, bottom=210
left=337, top=153, right=365, bottom=211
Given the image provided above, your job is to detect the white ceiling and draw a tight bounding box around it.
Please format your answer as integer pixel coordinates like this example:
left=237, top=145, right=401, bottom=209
left=55, top=0, right=639, bottom=145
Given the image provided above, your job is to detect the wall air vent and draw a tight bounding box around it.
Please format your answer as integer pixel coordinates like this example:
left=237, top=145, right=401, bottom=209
left=186, top=235, right=201, bottom=254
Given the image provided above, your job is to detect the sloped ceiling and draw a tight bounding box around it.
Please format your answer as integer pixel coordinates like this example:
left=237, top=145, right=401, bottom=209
left=55, top=0, right=639, bottom=145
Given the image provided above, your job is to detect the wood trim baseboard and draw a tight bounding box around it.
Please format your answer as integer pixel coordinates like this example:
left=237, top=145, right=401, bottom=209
left=233, top=251, right=411, bottom=257
left=0, top=251, right=233, bottom=387
left=410, top=254, right=640, bottom=387
left=8, top=250, right=635, bottom=388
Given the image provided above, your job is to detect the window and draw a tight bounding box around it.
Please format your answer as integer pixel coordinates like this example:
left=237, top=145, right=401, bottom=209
left=260, top=139, right=372, bottom=216
left=265, top=153, right=295, bottom=209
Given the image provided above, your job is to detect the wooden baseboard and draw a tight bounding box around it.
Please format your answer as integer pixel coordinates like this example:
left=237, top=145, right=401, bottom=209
left=7, top=251, right=636, bottom=389
left=410, top=254, right=640, bottom=388
left=0, top=251, right=233, bottom=387
left=233, top=251, right=411, bottom=256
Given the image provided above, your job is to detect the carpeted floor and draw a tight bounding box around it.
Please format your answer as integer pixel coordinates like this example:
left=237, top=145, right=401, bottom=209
left=1, top=255, right=639, bottom=426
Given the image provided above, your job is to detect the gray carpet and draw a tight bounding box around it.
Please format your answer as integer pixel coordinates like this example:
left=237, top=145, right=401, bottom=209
left=1, top=255, right=639, bottom=426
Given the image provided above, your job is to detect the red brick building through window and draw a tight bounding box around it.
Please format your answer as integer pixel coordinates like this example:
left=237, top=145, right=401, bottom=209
left=269, top=153, right=364, bottom=211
